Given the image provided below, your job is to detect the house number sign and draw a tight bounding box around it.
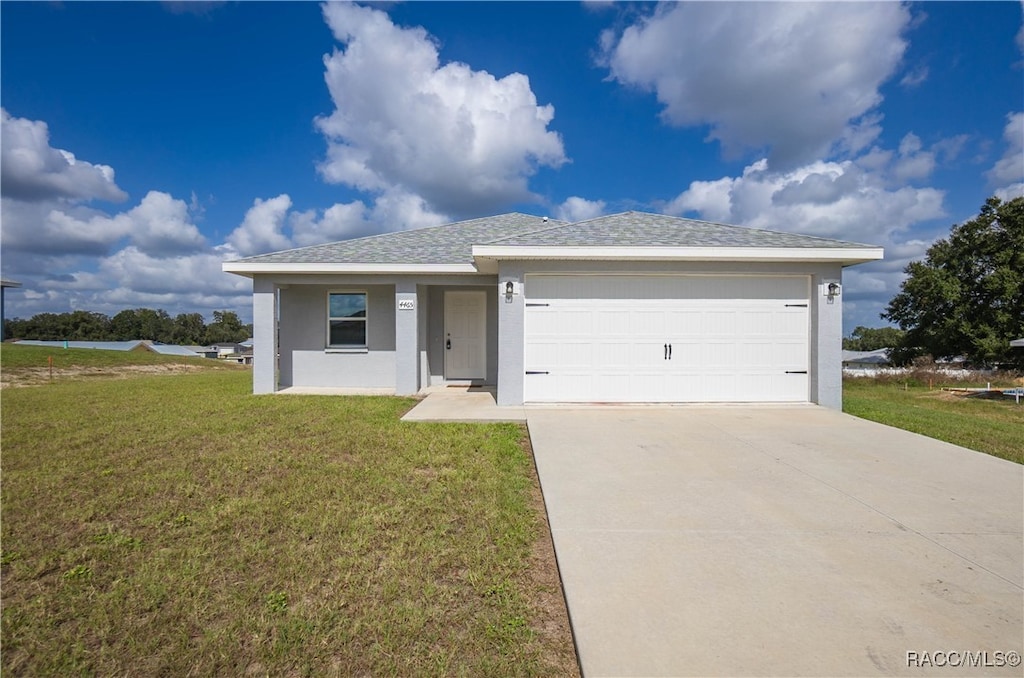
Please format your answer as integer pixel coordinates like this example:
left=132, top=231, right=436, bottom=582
left=398, top=299, right=415, bottom=310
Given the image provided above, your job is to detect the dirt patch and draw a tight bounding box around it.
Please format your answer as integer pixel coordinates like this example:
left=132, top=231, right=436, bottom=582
left=1, top=363, right=211, bottom=389
left=520, top=430, right=582, bottom=677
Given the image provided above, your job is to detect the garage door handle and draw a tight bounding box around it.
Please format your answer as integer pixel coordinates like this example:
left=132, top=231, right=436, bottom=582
left=526, top=370, right=549, bottom=375
left=786, top=370, right=807, bottom=374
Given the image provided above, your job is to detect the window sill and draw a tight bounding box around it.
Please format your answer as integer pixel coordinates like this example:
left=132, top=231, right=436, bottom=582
left=325, top=347, right=369, bottom=354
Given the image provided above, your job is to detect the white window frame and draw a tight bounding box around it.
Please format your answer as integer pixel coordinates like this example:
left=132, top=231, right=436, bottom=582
left=326, top=290, right=368, bottom=349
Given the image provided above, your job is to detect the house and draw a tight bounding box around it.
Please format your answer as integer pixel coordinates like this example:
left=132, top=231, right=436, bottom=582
left=1011, top=338, right=1024, bottom=348
left=842, top=349, right=891, bottom=372
left=222, top=212, right=883, bottom=408
left=210, top=342, right=246, bottom=358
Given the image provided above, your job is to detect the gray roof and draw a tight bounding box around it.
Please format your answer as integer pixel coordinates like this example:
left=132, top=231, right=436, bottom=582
left=16, top=340, right=146, bottom=351
left=489, top=212, right=874, bottom=249
left=226, top=211, right=876, bottom=266
left=235, top=213, right=564, bottom=266
left=842, top=349, right=891, bottom=365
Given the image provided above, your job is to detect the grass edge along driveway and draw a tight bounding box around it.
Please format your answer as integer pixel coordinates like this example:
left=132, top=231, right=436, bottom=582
left=843, top=378, right=1024, bottom=465
left=1, top=369, right=579, bottom=676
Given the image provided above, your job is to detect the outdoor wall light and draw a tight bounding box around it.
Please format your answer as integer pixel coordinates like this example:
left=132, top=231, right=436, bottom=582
left=504, top=281, right=514, bottom=303
left=825, top=281, right=841, bottom=305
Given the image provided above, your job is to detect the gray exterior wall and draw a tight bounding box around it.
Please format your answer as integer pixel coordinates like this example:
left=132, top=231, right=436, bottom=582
left=255, top=263, right=846, bottom=408
left=252, top=273, right=495, bottom=393
left=494, top=260, right=846, bottom=408
left=279, top=284, right=396, bottom=389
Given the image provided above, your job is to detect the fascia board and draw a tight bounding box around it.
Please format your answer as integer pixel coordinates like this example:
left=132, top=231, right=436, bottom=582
left=222, top=262, right=479, bottom=277
left=471, top=245, right=884, bottom=265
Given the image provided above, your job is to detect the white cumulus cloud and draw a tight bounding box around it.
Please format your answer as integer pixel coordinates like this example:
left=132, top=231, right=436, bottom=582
left=315, top=1, right=566, bottom=216
left=601, top=3, right=912, bottom=168
left=554, top=196, right=607, bottom=222
left=226, top=195, right=294, bottom=257
left=987, top=111, right=1024, bottom=200
left=0, top=108, right=128, bottom=203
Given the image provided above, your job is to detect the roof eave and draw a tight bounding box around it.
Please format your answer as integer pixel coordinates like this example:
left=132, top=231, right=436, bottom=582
left=222, top=262, right=480, bottom=277
left=471, top=245, right=884, bottom=266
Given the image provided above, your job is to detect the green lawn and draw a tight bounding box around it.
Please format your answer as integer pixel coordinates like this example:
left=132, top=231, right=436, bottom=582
left=1, top=356, right=577, bottom=675
left=843, top=378, right=1024, bottom=464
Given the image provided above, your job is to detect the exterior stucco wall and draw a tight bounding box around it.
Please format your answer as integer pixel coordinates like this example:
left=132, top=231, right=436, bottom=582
left=279, top=284, right=396, bottom=389
left=262, top=274, right=495, bottom=392
left=494, top=260, right=846, bottom=408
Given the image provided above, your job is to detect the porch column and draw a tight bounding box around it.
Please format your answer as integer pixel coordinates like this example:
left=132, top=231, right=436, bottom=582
left=252, top=276, right=278, bottom=394
left=496, top=263, right=525, bottom=406
left=811, top=267, right=843, bottom=409
left=395, top=280, right=420, bottom=395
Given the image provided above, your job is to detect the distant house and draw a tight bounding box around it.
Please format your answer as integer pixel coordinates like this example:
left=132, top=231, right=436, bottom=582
left=1011, top=338, right=1024, bottom=348
left=842, top=349, right=891, bottom=371
left=14, top=339, right=206, bottom=358
left=186, top=346, right=221, bottom=359
left=210, top=342, right=246, bottom=358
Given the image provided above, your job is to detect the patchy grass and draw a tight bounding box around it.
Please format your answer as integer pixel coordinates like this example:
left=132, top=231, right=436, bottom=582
left=1, top=343, right=243, bottom=388
left=843, top=378, right=1024, bottom=464
left=1, top=369, right=578, bottom=676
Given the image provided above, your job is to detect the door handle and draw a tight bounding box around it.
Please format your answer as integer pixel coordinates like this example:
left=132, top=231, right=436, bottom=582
left=664, top=344, right=668, bottom=360
left=668, top=344, right=672, bottom=360
left=446, top=335, right=451, bottom=350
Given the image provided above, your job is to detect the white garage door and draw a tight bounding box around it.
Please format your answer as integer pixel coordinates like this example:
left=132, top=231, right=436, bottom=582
left=524, top=275, right=810, bottom=403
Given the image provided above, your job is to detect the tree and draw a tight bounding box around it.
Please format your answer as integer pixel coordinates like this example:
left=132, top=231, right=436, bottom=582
left=109, top=309, right=142, bottom=340
left=172, top=313, right=207, bottom=345
left=842, top=326, right=905, bottom=352
left=883, top=196, right=1024, bottom=367
left=204, top=310, right=248, bottom=344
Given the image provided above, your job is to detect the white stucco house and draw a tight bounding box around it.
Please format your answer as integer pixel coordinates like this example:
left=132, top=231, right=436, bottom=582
left=223, top=212, right=883, bottom=408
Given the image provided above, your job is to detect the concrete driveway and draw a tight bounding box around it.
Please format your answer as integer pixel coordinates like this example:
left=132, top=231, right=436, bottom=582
left=526, top=406, right=1023, bottom=677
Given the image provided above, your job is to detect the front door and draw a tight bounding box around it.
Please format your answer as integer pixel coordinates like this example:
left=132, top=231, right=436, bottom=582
left=444, top=290, right=487, bottom=380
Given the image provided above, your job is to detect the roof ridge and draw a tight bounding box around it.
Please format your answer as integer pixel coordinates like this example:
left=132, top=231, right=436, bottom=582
left=229, top=212, right=546, bottom=262
left=482, top=216, right=571, bottom=244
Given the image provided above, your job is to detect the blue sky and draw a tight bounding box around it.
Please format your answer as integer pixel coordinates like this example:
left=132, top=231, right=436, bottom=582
left=2, top=1, right=1022, bottom=333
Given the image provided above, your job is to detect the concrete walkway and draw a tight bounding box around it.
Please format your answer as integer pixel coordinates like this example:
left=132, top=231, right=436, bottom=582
left=401, top=386, right=526, bottom=423
left=527, top=406, right=1023, bottom=677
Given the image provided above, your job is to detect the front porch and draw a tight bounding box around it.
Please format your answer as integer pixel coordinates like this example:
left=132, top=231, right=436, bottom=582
left=251, top=275, right=500, bottom=395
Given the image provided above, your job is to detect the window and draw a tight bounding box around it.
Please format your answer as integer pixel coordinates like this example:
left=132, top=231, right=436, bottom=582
left=328, top=292, right=367, bottom=347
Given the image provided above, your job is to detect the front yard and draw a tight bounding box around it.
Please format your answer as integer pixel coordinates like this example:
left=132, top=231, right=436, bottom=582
left=843, top=377, right=1024, bottom=464
left=1, top=358, right=577, bottom=676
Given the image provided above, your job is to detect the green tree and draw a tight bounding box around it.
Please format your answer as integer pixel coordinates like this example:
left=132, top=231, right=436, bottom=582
left=842, top=326, right=905, bottom=352
left=204, top=310, right=248, bottom=344
left=172, top=313, right=207, bottom=345
left=136, top=308, right=174, bottom=342
left=883, top=196, right=1024, bottom=367
left=109, top=309, right=142, bottom=340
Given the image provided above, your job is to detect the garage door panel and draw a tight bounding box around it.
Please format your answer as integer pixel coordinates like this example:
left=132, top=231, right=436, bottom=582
left=524, top=275, right=810, bottom=403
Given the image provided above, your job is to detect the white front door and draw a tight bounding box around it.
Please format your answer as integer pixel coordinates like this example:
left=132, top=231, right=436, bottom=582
left=444, top=290, right=487, bottom=380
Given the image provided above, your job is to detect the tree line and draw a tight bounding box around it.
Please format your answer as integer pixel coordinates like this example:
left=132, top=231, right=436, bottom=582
left=4, top=309, right=252, bottom=346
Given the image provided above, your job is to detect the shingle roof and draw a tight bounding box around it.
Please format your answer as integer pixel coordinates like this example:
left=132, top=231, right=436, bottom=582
left=234, top=213, right=565, bottom=265
left=488, top=212, right=874, bottom=249
left=226, top=211, right=877, bottom=267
